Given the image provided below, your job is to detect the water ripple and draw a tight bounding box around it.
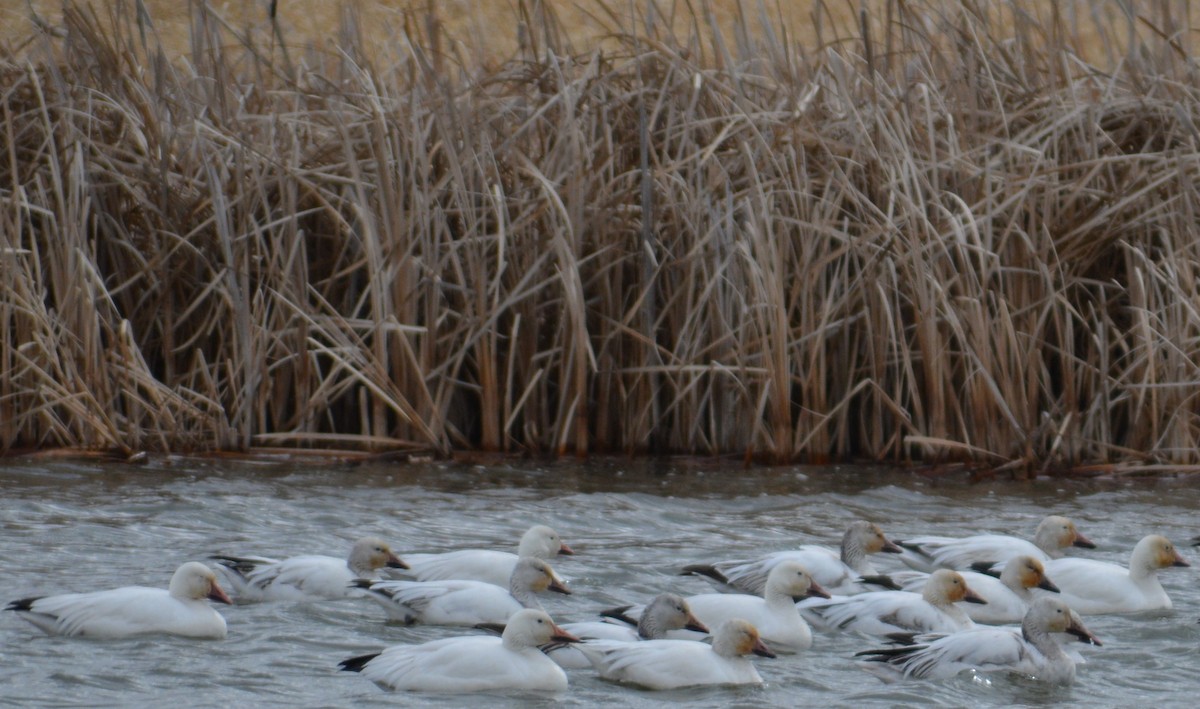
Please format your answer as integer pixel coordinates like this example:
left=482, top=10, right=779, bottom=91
left=1, top=458, right=1198, bottom=707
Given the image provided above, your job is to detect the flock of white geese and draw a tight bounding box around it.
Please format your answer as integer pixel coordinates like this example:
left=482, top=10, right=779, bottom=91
left=6, top=517, right=1193, bottom=693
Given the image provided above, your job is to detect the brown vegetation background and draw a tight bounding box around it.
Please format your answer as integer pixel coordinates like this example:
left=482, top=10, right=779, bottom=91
left=2, top=1, right=1199, bottom=473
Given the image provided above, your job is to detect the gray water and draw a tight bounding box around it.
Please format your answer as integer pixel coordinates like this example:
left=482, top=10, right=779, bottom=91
left=1, top=456, right=1198, bottom=707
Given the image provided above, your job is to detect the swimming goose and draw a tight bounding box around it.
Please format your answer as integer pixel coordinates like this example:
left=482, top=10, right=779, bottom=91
left=577, top=618, right=776, bottom=690
left=539, top=593, right=709, bottom=669
left=800, top=569, right=985, bottom=636
left=357, top=557, right=570, bottom=626
left=7, top=562, right=231, bottom=638
left=388, top=525, right=574, bottom=586
left=605, top=561, right=829, bottom=653
left=896, top=516, right=1095, bottom=572
left=857, top=596, right=1101, bottom=684
left=211, top=536, right=407, bottom=602
left=1034, top=534, right=1189, bottom=614
left=884, top=555, right=1059, bottom=625
left=339, top=608, right=579, bottom=692
left=682, top=521, right=903, bottom=595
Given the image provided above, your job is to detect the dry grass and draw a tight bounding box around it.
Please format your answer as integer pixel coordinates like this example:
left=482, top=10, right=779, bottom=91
left=2, top=0, right=1200, bottom=472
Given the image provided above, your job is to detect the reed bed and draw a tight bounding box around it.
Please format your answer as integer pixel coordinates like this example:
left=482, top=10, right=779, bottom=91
left=1, top=0, right=1199, bottom=472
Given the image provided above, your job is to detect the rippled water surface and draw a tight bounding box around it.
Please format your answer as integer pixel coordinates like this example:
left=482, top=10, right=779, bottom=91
left=2, top=456, right=1199, bottom=707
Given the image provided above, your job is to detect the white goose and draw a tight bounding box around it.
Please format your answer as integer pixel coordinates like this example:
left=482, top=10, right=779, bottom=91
left=389, top=525, right=574, bottom=586
left=356, top=557, right=570, bottom=626
left=542, top=593, right=709, bottom=669
left=1036, top=534, right=1189, bottom=614
left=339, top=608, right=579, bottom=692
left=577, top=618, right=775, bottom=690
left=7, top=562, right=232, bottom=638
left=857, top=596, right=1102, bottom=684
left=211, top=536, right=407, bottom=602
left=800, top=569, right=985, bottom=636
left=605, top=561, right=829, bottom=653
left=885, top=555, right=1060, bottom=625
left=682, top=521, right=903, bottom=595
left=897, top=516, right=1095, bottom=571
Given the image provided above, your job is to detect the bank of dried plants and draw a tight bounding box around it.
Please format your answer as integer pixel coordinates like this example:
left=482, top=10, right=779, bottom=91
left=2, top=1, right=1199, bottom=472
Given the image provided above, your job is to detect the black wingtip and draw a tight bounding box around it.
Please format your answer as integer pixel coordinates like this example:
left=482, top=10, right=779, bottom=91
left=968, top=561, right=1001, bottom=577
left=858, top=574, right=901, bottom=591
left=338, top=652, right=380, bottom=673
left=350, top=578, right=376, bottom=591
left=882, top=631, right=919, bottom=646
left=473, top=622, right=507, bottom=636
left=598, top=605, right=638, bottom=626
left=6, top=598, right=39, bottom=612
left=679, top=564, right=729, bottom=584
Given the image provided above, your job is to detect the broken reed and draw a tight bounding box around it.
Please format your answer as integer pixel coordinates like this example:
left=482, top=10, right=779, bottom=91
left=1, top=0, right=1199, bottom=470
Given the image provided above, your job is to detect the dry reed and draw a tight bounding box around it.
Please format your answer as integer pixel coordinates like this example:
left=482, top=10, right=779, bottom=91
left=2, top=0, right=1199, bottom=472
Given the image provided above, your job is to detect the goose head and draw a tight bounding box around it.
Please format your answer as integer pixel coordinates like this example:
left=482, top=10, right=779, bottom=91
left=510, top=557, right=572, bottom=597
left=170, top=562, right=232, bottom=605
left=347, top=536, right=408, bottom=576
left=502, top=608, right=579, bottom=649
left=923, top=569, right=986, bottom=606
left=1024, top=597, right=1101, bottom=646
left=844, top=521, right=903, bottom=557
left=1034, top=516, right=1095, bottom=554
left=765, top=560, right=830, bottom=601
left=517, top=525, right=575, bottom=558
left=1002, top=555, right=1059, bottom=593
left=711, top=619, right=775, bottom=659
left=639, top=593, right=709, bottom=638
left=1130, top=534, right=1190, bottom=574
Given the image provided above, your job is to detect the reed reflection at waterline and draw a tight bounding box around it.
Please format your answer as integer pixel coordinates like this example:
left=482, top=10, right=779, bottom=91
left=2, top=1, right=1200, bottom=471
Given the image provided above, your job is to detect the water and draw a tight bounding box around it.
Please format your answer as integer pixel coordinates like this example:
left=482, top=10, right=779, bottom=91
left=1, top=456, right=1198, bottom=707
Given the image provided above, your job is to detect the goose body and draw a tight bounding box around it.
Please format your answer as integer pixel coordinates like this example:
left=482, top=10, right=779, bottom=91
left=212, top=536, right=406, bottom=602
left=549, top=593, right=708, bottom=669
left=391, top=525, right=574, bottom=586
left=577, top=618, right=775, bottom=690
left=1037, top=534, right=1189, bottom=614
left=682, top=521, right=902, bottom=595
left=800, top=569, right=984, bottom=636
left=897, top=516, right=1095, bottom=572
left=607, top=561, right=829, bottom=653
left=887, top=556, right=1059, bottom=624
left=339, top=609, right=578, bottom=692
left=7, top=562, right=231, bottom=639
left=857, top=597, right=1101, bottom=684
left=358, top=557, right=570, bottom=626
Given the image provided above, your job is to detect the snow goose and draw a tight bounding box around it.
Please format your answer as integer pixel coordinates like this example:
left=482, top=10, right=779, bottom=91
left=800, top=569, right=985, bottom=636
left=388, top=525, right=574, bottom=586
left=211, top=536, right=407, bottom=602
left=1035, top=534, right=1189, bottom=614
left=356, top=557, right=570, bottom=626
left=856, top=596, right=1101, bottom=684
left=536, top=593, right=709, bottom=669
left=681, top=521, right=903, bottom=595
left=339, top=608, right=579, bottom=693
left=883, top=555, right=1060, bottom=625
left=605, top=561, right=829, bottom=653
left=577, top=618, right=775, bottom=690
left=6, top=562, right=231, bottom=638
left=896, top=516, right=1095, bottom=572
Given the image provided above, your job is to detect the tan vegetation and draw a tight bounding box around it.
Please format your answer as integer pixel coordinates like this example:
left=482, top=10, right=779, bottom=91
left=2, top=1, right=1199, bottom=472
